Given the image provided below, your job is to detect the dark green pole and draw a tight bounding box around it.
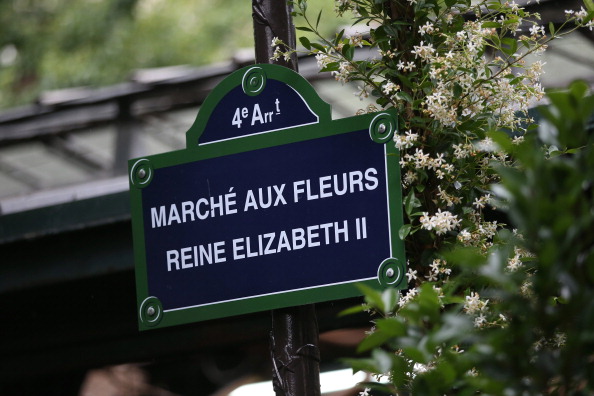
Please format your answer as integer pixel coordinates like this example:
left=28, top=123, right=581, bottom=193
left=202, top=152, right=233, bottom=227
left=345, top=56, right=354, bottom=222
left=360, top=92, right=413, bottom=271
left=252, top=1, right=321, bottom=395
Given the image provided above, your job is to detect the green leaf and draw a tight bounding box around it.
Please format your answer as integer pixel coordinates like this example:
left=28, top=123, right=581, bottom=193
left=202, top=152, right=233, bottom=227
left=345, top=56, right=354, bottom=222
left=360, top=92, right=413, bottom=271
left=404, top=189, right=422, bottom=216
left=487, top=130, right=513, bottom=153
left=296, top=26, right=313, bottom=32
left=335, top=29, right=345, bottom=45
left=375, top=317, right=406, bottom=337
left=403, top=346, right=429, bottom=364
left=315, top=9, right=322, bottom=29
left=399, top=224, right=412, bottom=240
left=342, top=358, right=382, bottom=374
left=320, top=62, right=339, bottom=72
left=357, top=331, right=393, bottom=353
left=299, top=36, right=311, bottom=50
left=338, top=304, right=369, bottom=317
left=342, top=43, right=355, bottom=61
left=481, top=21, right=501, bottom=28
left=356, top=283, right=384, bottom=311
left=395, top=91, right=413, bottom=103
left=310, top=42, right=326, bottom=52
left=453, top=82, right=463, bottom=98
left=371, top=348, right=394, bottom=374
left=381, top=288, right=398, bottom=313
left=443, top=246, right=485, bottom=269
left=501, top=37, right=518, bottom=56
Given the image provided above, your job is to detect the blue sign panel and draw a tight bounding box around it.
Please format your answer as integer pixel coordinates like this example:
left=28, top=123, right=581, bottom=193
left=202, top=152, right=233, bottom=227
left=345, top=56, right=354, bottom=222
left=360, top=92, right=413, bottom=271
left=129, top=64, right=405, bottom=330
left=143, top=130, right=389, bottom=311
left=199, top=79, right=319, bottom=144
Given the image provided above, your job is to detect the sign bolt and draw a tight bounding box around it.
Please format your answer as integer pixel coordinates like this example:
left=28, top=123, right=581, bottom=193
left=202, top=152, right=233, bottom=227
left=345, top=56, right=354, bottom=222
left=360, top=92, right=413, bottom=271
left=147, top=306, right=156, bottom=316
left=378, top=124, right=387, bottom=134
left=138, top=169, right=147, bottom=179
left=386, top=268, right=395, bottom=278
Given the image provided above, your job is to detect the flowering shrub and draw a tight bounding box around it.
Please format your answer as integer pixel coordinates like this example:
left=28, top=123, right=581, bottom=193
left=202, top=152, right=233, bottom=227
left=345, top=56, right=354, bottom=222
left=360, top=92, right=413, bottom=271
left=274, top=0, right=594, bottom=394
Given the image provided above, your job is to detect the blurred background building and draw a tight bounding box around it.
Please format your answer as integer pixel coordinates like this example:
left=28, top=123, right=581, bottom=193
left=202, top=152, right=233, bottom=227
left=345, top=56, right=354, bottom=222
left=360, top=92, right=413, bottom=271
left=0, top=0, right=593, bottom=394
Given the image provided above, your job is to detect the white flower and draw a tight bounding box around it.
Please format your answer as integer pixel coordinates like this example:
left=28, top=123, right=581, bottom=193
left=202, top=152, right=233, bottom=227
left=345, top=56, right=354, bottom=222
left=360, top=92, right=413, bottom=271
left=554, top=332, right=567, bottom=348
left=464, top=291, right=488, bottom=315
left=349, top=34, right=364, bottom=48
left=411, top=41, right=435, bottom=60
left=418, top=22, right=435, bottom=35
left=406, top=268, right=418, bottom=282
left=506, top=254, right=522, bottom=271
left=473, top=194, right=490, bottom=210
left=420, top=210, right=461, bottom=235
left=382, top=81, right=400, bottom=96
left=529, top=24, right=545, bottom=37
left=474, top=313, right=487, bottom=328
left=458, top=229, right=472, bottom=244
left=332, top=61, right=354, bottom=83
left=393, top=129, right=418, bottom=150
left=358, top=387, right=371, bottom=396
left=354, top=85, right=371, bottom=100
left=315, top=53, right=331, bottom=69
left=270, top=47, right=283, bottom=61
left=398, top=287, right=419, bottom=307
left=507, top=1, right=520, bottom=13
left=576, top=7, right=588, bottom=22
left=512, top=135, right=525, bottom=145
left=430, top=259, right=441, bottom=274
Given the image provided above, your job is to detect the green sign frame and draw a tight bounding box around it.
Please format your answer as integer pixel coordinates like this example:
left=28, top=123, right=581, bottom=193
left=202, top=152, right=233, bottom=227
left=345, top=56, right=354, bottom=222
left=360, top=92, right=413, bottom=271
left=129, top=64, right=406, bottom=330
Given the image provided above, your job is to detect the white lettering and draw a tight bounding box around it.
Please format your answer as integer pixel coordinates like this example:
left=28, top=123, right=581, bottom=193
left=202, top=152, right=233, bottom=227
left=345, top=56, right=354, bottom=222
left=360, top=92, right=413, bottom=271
left=365, top=168, right=379, bottom=190
left=232, top=238, right=245, bottom=260
left=181, top=201, right=195, bottom=223
left=292, top=228, right=306, bottom=250
left=251, top=103, right=264, bottom=125
left=293, top=180, right=305, bottom=203
left=181, top=247, right=193, bottom=269
left=196, top=198, right=209, bottom=220
left=307, top=225, right=320, bottom=247
left=213, top=241, right=226, bottom=263
left=166, top=250, right=179, bottom=271
left=151, top=206, right=166, bottom=228
left=167, top=204, right=181, bottom=226
left=244, top=190, right=258, bottom=211
left=273, top=184, right=287, bottom=206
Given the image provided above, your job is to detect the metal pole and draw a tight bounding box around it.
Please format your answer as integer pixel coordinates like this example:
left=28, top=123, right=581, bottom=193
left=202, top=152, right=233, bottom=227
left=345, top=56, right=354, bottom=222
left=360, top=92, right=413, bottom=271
left=252, top=0, right=299, bottom=70
left=252, top=1, right=321, bottom=395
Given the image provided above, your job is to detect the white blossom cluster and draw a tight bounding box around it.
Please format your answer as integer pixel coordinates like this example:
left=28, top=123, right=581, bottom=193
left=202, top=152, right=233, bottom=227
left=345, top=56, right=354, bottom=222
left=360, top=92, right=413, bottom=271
left=425, top=259, right=451, bottom=282
left=420, top=209, right=461, bottom=235
left=399, top=147, right=455, bottom=181
left=457, top=220, right=499, bottom=252
left=507, top=246, right=535, bottom=271
left=565, top=7, right=594, bottom=30
left=413, top=20, right=546, bottom=130
left=393, top=129, right=418, bottom=150
left=464, top=291, right=490, bottom=328
left=398, top=287, right=418, bottom=308
left=333, top=61, right=356, bottom=84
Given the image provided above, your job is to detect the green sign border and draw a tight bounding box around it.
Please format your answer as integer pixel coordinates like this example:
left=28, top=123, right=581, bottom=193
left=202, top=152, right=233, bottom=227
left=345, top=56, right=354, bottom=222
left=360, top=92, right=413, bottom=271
left=129, top=64, right=406, bottom=330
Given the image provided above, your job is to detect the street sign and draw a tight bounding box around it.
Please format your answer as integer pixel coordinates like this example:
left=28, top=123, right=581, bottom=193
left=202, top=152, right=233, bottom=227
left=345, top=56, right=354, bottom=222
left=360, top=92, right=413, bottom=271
left=129, top=64, right=406, bottom=330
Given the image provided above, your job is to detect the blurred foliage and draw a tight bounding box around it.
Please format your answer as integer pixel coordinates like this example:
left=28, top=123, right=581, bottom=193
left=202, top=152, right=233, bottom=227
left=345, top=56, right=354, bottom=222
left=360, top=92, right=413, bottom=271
left=350, top=81, right=594, bottom=395
left=0, top=0, right=346, bottom=109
